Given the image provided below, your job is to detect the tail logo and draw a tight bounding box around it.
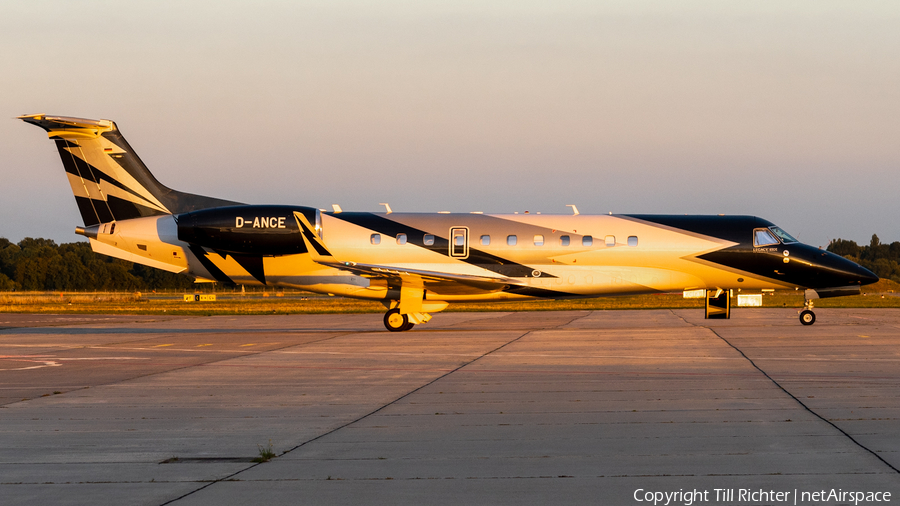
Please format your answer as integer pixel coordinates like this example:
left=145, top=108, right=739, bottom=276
left=20, top=114, right=169, bottom=226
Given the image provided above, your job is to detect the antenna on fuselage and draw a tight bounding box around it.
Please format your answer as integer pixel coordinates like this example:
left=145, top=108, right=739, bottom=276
left=379, top=203, right=392, bottom=214
left=332, top=204, right=343, bottom=213
left=566, top=204, right=579, bottom=216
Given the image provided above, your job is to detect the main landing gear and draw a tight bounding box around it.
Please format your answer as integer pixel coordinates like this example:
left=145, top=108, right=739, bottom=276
left=381, top=295, right=446, bottom=332
left=800, top=298, right=816, bottom=326
left=384, top=308, right=415, bottom=332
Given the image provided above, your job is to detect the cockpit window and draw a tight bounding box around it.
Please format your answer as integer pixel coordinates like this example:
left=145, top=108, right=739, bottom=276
left=753, top=228, right=779, bottom=247
left=769, top=226, right=798, bottom=244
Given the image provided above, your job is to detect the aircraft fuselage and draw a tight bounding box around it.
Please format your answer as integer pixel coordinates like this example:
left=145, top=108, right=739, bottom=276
left=20, top=113, right=878, bottom=330
left=82, top=206, right=876, bottom=306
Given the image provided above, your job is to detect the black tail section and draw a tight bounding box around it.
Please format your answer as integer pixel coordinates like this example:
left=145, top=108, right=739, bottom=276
left=20, top=114, right=240, bottom=226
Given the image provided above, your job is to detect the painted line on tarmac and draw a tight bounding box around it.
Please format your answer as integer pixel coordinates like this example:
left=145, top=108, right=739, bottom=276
left=0, top=355, right=150, bottom=371
left=197, top=361, right=898, bottom=381
left=0, top=359, right=62, bottom=371
left=274, top=349, right=900, bottom=362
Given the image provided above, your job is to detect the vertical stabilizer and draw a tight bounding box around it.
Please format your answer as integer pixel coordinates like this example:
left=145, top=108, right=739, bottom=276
left=19, top=114, right=240, bottom=226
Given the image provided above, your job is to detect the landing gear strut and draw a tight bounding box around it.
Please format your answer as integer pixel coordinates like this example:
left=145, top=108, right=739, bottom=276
left=384, top=308, right=415, bottom=332
left=799, top=299, right=816, bottom=326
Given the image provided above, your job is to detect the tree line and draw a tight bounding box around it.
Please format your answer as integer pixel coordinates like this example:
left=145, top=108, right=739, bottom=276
left=1, top=234, right=897, bottom=291
left=827, top=234, right=900, bottom=283
left=0, top=238, right=193, bottom=291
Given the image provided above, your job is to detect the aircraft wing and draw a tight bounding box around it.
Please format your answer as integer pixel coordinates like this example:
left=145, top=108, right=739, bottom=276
left=316, top=260, right=515, bottom=292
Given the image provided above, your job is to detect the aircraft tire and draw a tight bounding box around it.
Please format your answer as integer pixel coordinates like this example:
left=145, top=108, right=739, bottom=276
left=384, top=308, right=409, bottom=332
left=401, top=321, right=415, bottom=331
left=799, top=310, right=816, bottom=326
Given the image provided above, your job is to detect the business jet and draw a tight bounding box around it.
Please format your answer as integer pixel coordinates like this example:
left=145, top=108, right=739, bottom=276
left=20, top=114, right=878, bottom=331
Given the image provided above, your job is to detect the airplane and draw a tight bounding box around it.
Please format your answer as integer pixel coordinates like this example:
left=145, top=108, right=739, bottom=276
left=19, top=114, right=879, bottom=331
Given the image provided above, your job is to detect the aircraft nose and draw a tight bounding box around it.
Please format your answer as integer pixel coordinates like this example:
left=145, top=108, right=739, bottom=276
left=855, top=264, right=879, bottom=286
left=824, top=251, right=878, bottom=286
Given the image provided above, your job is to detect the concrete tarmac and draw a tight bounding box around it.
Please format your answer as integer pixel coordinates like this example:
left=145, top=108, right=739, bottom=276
left=1, top=309, right=898, bottom=505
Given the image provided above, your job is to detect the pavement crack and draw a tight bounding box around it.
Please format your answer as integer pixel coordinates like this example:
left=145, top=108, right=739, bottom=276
left=699, top=321, right=900, bottom=475
left=159, top=328, right=538, bottom=505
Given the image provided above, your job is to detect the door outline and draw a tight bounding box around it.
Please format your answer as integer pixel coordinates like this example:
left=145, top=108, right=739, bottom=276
left=449, top=227, right=469, bottom=259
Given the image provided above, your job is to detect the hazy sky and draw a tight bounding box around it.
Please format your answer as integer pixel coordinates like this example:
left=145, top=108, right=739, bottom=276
left=2, top=0, right=898, bottom=247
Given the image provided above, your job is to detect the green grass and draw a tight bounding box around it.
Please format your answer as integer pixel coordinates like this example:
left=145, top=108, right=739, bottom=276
left=2, top=280, right=899, bottom=315
left=253, top=441, right=276, bottom=463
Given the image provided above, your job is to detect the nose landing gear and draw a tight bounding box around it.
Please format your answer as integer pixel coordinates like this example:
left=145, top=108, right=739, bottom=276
left=799, top=299, right=816, bottom=325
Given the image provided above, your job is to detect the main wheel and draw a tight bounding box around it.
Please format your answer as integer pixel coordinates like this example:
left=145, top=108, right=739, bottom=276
left=799, top=309, right=816, bottom=326
left=384, top=308, right=409, bottom=332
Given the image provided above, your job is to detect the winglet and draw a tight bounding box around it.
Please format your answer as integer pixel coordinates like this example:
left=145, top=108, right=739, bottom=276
left=293, top=211, right=333, bottom=260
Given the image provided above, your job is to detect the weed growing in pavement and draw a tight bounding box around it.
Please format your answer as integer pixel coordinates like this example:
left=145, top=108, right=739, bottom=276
left=254, top=440, right=276, bottom=463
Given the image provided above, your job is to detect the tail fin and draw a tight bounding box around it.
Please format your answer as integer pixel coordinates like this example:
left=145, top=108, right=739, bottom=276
left=19, top=114, right=240, bottom=226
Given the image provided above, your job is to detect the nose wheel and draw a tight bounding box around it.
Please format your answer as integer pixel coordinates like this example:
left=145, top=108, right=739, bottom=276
left=799, top=309, right=816, bottom=325
left=799, top=299, right=816, bottom=325
left=384, top=308, right=415, bottom=332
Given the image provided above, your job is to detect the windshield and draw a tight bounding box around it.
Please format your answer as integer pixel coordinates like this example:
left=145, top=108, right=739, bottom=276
left=769, top=226, right=798, bottom=244
left=753, top=228, right=779, bottom=247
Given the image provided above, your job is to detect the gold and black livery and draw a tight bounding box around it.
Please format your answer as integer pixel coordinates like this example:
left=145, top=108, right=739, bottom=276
left=21, top=114, right=878, bottom=330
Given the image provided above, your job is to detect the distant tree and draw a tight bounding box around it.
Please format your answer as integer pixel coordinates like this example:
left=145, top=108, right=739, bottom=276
left=0, top=237, right=202, bottom=291
left=15, top=256, right=50, bottom=290
left=0, top=238, right=20, bottom=287
left=827, top=238, right=860, bottom=258
left=105, top=262, right=143, bottom=290
left=57, top=248, right=93, bottom=290
left=130, top=263, right=194, bottom=290
left=828, top=235, right=900, bottom=284
left=0, top=272, right=15, bottom=291
left=12, top=238, right=56, bottom=290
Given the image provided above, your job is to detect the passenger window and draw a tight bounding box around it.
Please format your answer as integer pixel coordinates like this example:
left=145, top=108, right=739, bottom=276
left=534, top=235, right=544, bottom=246
left=628, top=236, right=638, bottom=247
left=396, top=233, right=407, bottom=245
left=481, top=235, right=490, bottom=246
left=753, top=229, right=779, bottom=247
left=582, top=235, right=593, bottom=246
left=455, top=235, right=465, bottom=246
left=605, top=235, right=616, bottom=247
left=560, top=235, right=570, bottom=246
left=370, top=234, right=381, bottom=245
left=423, top=234, right=434, bottom=246
left=507, top=235, right=517, bottom=246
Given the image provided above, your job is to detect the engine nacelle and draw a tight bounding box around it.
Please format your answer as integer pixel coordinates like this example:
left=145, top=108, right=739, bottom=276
left=176, top=205, right=320, bottom=255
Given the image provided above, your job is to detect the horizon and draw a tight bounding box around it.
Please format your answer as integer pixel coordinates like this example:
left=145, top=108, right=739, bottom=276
left=3, top=1, right=899, bottom=247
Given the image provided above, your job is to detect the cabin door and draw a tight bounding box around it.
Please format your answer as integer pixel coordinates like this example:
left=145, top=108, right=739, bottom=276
left=449, top=227, right=469, bottom=258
